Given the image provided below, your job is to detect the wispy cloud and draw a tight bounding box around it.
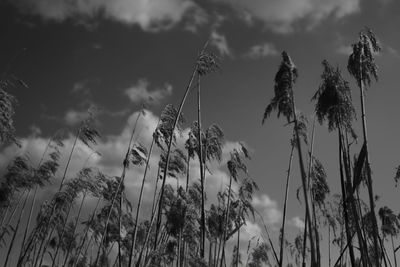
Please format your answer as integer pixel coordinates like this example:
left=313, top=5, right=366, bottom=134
left=336, top=44, right=352, bottom=55
left=11, top=0, right=361, bottom=34
left=240, top=221, right=263, bottom=241
left=71, top=78, right=99, bottom=96
left=252, top=194, right=282, bottom=227
left=245, top=42, right=279, bottom=59
left=12, top=0, right=205, bottom=31
left=215, top=0, right=360, bottom=33
left=386, top=46, right=400, bottom=58
left=125, top=79, right=173, bottom=105
left=92, top=43, right=103, bottom=50
left=64, top=109, right=90, bottom=126
left=210, top=30, right=231, bottom=57
left=64, top=104, right=128, bottom=126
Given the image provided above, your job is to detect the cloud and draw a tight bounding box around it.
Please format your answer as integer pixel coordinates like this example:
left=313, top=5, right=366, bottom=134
left=0, top=108, right=275, bottom=265
left=1, top=108, right=240, bottom=214
left=210, top=30, right=231, bottom=57
left=63, top=103, right=102, bottom=126
left=64, top=105, right=129, bottom=126
left=252, top=194, right=282, bottom=227
left=290, top=216, right=305, bottom=230
left=0, top=110, right=161, bottom=206
left=94, top=110, right=159, bottom=172
left=337, top=43, right=382, bottom=57
left=240, top=221, right=263, bottom=241
left=71, top=79, right=96, bottom=96
left=72, top=81, right=90, bottom=95
left=125, top=79, right=173, bottom=105
left=11, top=0, right=205, bottom=32
left=29, top=125, right=42, bottom=136
left=183, top=7, right=208, bottom=33
left=64, top=109, right=90, bottom=126
left=92, top=43, right=103, bottom=50
left=10, top=0, right=361, bottom=33
left=336, top=44, right=352, bottom=55
left=386, top=46, right=400, bottom=59
left=245, top=42, right=279, bottom=59
left=215, top=0, right=360, bottom=33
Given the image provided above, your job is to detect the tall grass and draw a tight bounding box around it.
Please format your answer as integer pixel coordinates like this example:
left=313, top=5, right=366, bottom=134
left=0, top=28, right=398, bottom=267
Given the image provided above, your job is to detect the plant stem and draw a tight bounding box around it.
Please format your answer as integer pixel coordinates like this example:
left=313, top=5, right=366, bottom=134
left=20, top=131, right=81, bottom=267
left=154, top=41, right=209, bottom=248
left=150, top=165, right=161, bottom=219
left=358, top=48, right=381, bottom=266
left=94, top=110, right=142, bottom=266
left=60, top=131, right=80, bottom=191
left=154, top=62, right=199, bottom=249
left=338, top=127, right=356, bottom=267
left=219, top=176, right=233, bottom=267
left=328, top=226, right=331, bottom=267
left=186, top=150, right=190, bottom=193
left=62, top=192, right=87, bottom=267
left=3, top=190, right=29, bottom=267
left=279, top=144, right=294, bottom=267
left=392, top=235, right=398, bottom=267
left=302, top=117, right=316, bottom=267
left=72, top=196, right=102, bottom=267
left=0, top=190, right=26, bottom=243
left=254, top=209, right=279, bottom=265
left=19, top=138, right=52, bottom=259
left=128, top=138, right=155, bottom=267
left=342, top=130, right=369, bottom=266
left=290, top=89, right=317, bottom=266
left=197, top=74, right=206, bottom=259
left=236, top=223, right=240, bottom=267
left=135, top=186, right=163, bottom=267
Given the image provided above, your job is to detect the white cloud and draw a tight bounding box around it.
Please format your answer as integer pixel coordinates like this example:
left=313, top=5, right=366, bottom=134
left=29, top=125, right=42, bottom=136
left=245, top=42, right=279, bottom=59
left=12, top=0, right=205, bottom=32
left=290, top=216, right=305, bottom=230
left=210, top=30, right=231, bottom=57
left=0, top=108, right=277, bottom=265
left=63, top=104, right=102, bottom=126
left=1, top=110, right=160, bottom=207
left=252, top=194, right=282, bottom=227
left=1, top=108, right=242, bottom=216
left=64, top=109, right=90, bottom=126
left=95, top=110, right=159, bottom=171
left=215, top=0, right=360, bottom=33
left=125, top=79, right=173, bottom=105
left=11, top=0, right=361, bottom=34
left=240, top=221, right=263, bottom=242
left=336, top=44, right=352, bottom=55
left=183, top=7, right=208, bottom=33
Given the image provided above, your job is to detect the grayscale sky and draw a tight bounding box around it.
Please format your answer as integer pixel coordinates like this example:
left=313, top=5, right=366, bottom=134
left=1, top=0, right=400, bottom=265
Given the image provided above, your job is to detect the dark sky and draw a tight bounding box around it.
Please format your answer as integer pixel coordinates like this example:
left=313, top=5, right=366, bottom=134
left=1, top=0, right=400, bottom=265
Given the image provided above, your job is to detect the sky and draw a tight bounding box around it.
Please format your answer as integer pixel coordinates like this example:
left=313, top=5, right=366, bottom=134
left=1, top=0, right=400, bottom=266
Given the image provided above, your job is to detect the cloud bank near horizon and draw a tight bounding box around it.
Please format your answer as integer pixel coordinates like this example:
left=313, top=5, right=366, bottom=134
left=9, top=0, right=360, bottom=33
